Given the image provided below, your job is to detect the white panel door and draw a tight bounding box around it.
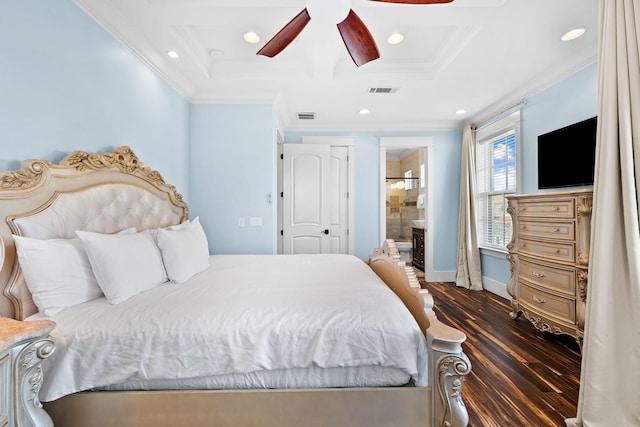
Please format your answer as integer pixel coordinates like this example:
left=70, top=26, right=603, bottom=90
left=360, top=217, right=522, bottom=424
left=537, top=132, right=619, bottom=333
left=282, top=144, right=331, bottom=254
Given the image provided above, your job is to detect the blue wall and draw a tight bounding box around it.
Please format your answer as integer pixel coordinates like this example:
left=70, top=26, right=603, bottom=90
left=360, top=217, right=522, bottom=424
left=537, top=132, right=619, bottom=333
left=285, top=130, right=462, bottom=269
left=480, top=62, right=598, bottom=289
left=0, top=0, right=190, bottom=196
left=190, top=104, right=276, bottom=255
left=521, top=63, right=599, bottom=194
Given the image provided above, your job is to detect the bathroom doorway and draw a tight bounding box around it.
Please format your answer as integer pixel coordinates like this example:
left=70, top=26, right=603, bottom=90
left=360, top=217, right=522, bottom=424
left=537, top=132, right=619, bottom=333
left=385, top=148, right=423, bottom=262
left=379, top=137, right=433, bottom=277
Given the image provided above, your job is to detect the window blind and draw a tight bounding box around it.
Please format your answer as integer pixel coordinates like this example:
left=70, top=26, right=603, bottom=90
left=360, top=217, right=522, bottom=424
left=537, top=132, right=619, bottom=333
left=476, top=130, right=516, bottom=250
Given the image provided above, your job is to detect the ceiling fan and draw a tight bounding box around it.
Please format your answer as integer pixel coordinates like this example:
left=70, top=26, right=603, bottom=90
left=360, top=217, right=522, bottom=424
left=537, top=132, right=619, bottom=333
left=257, top=0, right=453, bottom=67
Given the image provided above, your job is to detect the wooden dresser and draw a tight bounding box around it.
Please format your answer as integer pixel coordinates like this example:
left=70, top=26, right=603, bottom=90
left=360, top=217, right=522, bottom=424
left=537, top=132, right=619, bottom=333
left=412, top=227, right=425, bottom=271
left=0, top=318, right=55, bottom=427
left=506, top=189, right=592, bottom=349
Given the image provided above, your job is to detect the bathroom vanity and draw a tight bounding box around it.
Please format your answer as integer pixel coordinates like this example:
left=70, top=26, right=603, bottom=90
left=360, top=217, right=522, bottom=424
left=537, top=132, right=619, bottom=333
left=412, top=227, right=425, bottom=271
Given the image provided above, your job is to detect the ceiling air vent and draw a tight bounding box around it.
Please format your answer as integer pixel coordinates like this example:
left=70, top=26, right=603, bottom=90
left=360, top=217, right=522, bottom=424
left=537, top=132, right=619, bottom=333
left=297, top=112, right=315, bottom=120
left=368, top=87, right=398, bottom=94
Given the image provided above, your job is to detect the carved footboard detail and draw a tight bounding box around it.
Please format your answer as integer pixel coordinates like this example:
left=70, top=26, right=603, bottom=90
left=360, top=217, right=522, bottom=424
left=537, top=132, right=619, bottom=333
left=427, top=314, right=470, bottom=427
left=435, top=353, right=471, bottom=427
left=14, top=337, right=56, bottom=427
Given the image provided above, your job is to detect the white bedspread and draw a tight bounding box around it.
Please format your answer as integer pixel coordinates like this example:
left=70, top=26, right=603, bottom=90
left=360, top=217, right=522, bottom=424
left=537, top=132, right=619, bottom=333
left=35, top=254, right=428, bottom=402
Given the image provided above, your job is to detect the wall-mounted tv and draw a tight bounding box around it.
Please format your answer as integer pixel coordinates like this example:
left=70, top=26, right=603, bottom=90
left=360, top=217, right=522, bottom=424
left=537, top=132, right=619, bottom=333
left=537, top=116, right=597, bottom=189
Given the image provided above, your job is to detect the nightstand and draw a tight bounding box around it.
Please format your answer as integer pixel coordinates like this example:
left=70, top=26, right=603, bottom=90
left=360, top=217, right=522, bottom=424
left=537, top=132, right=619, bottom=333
left=0, top=318, right=55, bottom=427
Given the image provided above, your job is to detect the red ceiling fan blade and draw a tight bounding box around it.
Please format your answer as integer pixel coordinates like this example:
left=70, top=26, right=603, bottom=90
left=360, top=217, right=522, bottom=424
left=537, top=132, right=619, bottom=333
left=337, top=10, right=380, bottom=67
left=369, top=0, right=453, bottom=3
left=257, top=9, right=311, bottom=58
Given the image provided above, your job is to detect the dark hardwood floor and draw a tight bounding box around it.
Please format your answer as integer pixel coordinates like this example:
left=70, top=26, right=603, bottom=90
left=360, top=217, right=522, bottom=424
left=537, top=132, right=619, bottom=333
left=422, top=280, right=581, bottom=427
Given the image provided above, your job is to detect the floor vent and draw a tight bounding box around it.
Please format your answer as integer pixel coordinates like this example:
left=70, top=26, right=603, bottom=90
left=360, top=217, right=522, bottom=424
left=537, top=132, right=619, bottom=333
left=368, top=87, right=398, bottom=94
left=297, top=112, right=315, bottom=120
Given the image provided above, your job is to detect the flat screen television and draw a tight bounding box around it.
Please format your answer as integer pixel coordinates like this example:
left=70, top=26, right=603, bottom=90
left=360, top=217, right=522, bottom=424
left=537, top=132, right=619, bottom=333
left=537, top=116, right=597, bottom=189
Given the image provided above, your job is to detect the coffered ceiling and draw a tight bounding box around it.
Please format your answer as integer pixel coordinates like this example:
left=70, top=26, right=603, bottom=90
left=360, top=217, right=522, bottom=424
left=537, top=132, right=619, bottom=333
left=73, top=0, right=598, bottom=131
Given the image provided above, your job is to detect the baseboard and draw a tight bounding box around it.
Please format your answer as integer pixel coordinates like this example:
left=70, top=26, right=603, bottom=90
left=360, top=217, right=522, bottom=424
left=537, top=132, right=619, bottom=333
left=482, top=276, right=510, bottom=300
left=425, top=271, right=510, bottom=300
left=425, top=270, right=456, bottom=283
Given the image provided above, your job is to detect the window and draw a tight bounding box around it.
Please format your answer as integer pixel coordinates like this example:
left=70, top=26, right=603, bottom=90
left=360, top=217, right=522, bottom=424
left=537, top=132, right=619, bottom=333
left=476, top=111, right=520, bottom=252
left=404, top=170, right=415, bottom=190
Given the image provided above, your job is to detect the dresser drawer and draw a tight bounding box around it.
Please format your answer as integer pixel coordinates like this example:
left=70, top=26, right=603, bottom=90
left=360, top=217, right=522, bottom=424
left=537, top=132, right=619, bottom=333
left=517, top=198, right=574, bottom=219
left=519, top=257, right=576, bottom=295
left=519, top=237, right=574, bottom=263
left=520, top=281, right=576, bottom=323
left=519, top=219, right=574, bottom=241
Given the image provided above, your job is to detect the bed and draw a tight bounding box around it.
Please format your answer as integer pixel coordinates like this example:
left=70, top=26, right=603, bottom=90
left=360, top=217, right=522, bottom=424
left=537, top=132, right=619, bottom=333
left=0, top=146, right=471, bottom=427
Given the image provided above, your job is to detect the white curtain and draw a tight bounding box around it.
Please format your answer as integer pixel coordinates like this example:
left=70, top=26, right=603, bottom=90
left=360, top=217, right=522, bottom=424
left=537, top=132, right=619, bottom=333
left=455, top=124, right=483, bottom=290
left=566, top=1, right=640, bottom=426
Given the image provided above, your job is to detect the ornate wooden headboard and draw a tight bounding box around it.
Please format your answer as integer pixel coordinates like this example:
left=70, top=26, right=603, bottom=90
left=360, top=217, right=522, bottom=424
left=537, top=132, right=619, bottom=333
left=0, top=146, right=188, bottom=320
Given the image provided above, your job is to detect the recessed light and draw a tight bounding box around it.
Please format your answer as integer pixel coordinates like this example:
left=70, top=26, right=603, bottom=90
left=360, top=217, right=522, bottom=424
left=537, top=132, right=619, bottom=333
left=387, top=33, right=404, bottom=45
left=561, top=27, right=587, bottom=42
left=359, top=109, right=370, bottom=115
left=455, top=109, right=468, bottom=115
left=166, top=51, right=180, bottom=59
left=243, top=31, right=261, bottom=44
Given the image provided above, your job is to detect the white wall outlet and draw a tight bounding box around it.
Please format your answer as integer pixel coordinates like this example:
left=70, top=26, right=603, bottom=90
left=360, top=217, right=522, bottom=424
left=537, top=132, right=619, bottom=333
left=249, top=217, right=263, bottom=227
left=238, top=217, right=245, bottom=227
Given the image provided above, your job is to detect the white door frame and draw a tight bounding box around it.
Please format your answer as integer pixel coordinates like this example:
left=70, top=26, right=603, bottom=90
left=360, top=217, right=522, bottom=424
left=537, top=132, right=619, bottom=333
left=379, top=137, right=434, bottom=280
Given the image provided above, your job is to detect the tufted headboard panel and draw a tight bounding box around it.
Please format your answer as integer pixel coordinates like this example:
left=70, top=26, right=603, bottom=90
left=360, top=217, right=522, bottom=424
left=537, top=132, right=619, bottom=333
left=13, top=184, right=182, bottom=240
left=0, top=147, right=188, bottom=320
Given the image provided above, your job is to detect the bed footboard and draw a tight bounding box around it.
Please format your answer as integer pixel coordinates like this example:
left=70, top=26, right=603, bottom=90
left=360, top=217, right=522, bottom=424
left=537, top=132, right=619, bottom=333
left=0, top=318, right=56, bottom=427
left=428, top=314, right=471, bottom=427
left=44, top=388, right=433, bottom=427
left=369, top=240, right=471, bottom=427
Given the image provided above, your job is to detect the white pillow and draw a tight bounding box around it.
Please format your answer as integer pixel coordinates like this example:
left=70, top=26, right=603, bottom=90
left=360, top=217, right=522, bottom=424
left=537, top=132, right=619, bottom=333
left=167, top=219, right=193, bottom=231
left=134, top=220, right=190, bottom=242
left=13, top=235, right=103, bottom=316
left=76, top=230, right=168, bottom=304
left=156, top=217, right=210, bottom=283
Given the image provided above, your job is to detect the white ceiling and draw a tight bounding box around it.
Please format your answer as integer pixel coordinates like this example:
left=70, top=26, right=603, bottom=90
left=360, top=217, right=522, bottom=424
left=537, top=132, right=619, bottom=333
left=73, top=0, right=599, bottom=131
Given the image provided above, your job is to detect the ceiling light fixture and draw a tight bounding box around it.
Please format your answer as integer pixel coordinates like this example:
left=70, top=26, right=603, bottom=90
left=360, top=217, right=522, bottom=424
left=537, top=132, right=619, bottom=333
left=561, top=27, right=587, bottom=42
left=359, top=108, right=370, bottom=115
left=166, top=51, right=180, bottom=59
left=455, top=109, right=468, bottom=115
left=387, top=33, right=404, bottom=45
left=243, top=31, right=261, bottom=44
left=307, top=0, right=351, bottom=25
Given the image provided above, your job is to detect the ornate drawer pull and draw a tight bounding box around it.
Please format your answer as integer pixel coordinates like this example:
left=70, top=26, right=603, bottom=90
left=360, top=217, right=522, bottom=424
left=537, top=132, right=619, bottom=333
left=554, top=249, right=561, bottom=254
left=552, top=206, right=559, bottom=211
left=532, top=271, right=546, bottom=278
left=553, top=228, right=560, bottom=232
left=533, top=296, right=546, bottom=304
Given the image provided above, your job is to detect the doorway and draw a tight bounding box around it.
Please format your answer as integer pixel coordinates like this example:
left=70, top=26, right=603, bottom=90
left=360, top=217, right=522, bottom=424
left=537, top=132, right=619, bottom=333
left=385, top=149, right=422, bottom=239
left=379, top=137, right=434, bottom=278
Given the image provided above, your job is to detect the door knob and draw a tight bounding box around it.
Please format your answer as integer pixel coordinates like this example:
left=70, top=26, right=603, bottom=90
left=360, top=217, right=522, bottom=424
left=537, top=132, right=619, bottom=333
left=322, top=229, right=329, bottom=235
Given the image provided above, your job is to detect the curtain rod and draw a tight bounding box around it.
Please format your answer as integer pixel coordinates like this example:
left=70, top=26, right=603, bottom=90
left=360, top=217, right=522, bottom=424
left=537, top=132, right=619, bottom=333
left=386, top=177, right=419, bottom=180
left=472, top=99, right=527, bottom=127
